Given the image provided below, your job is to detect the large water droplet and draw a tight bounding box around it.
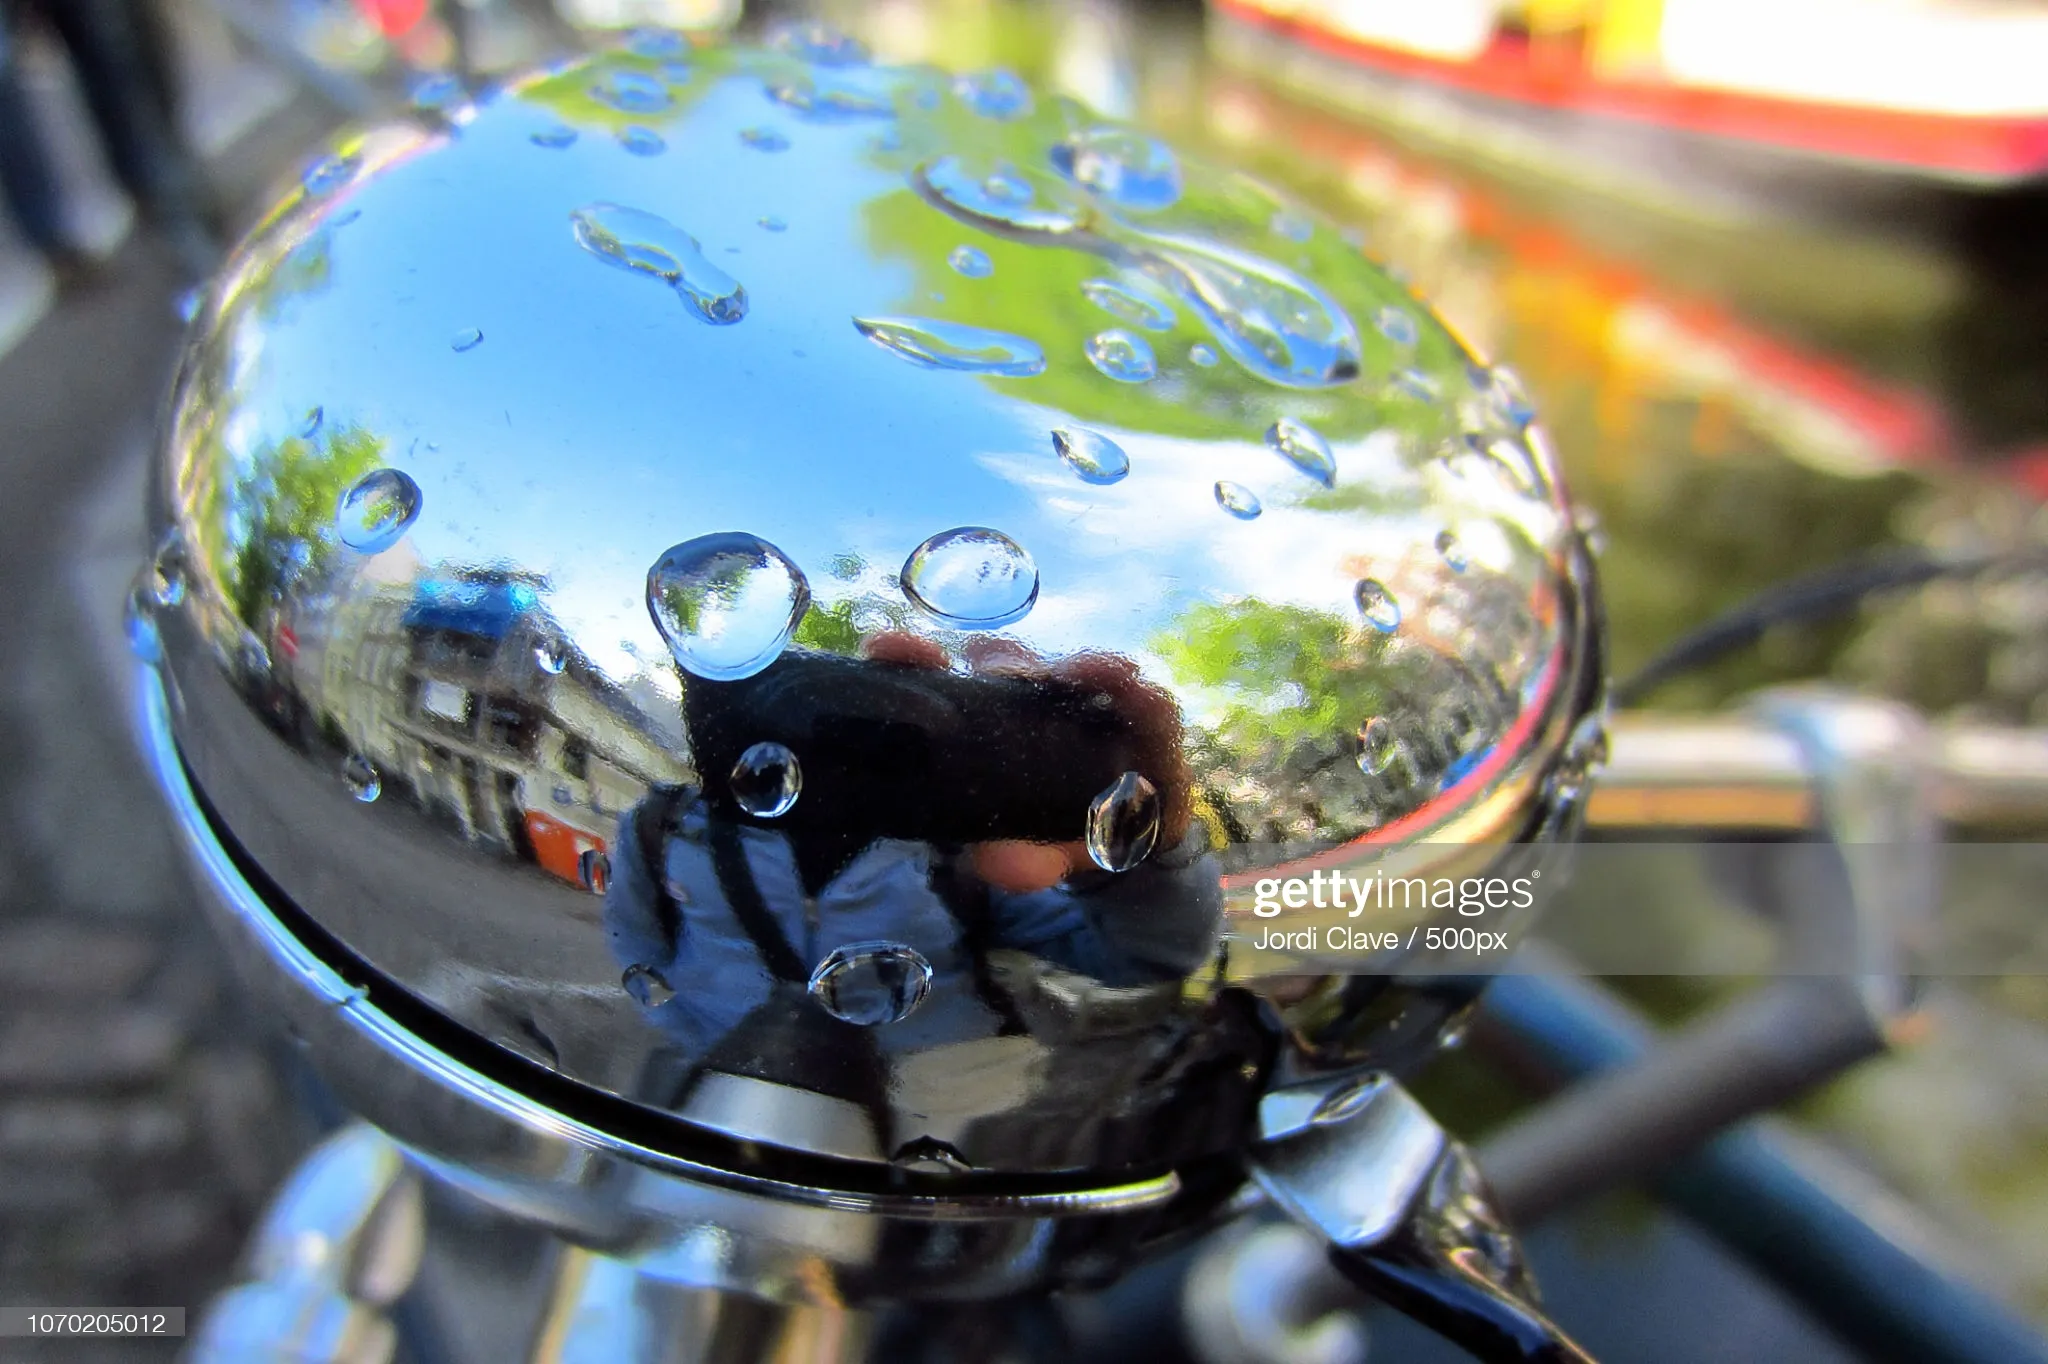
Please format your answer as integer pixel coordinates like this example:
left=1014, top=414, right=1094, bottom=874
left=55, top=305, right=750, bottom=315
left=730, top=741, right=802, bottom=818
left=1081, top=277, right=1175, bottom=331
left=1266, top=417, right=1335, bottom=487
left=766, top=69, right=895, bottom=120
left=853, top=316, right=1045, bottom=376
left=572, top=203, right=748, bottom=325
left=1086, top=771, right=1160, bottom=873
left=1436, top=529, right=1469, bottom=572
left=531, top=124, right=578, bottom=149
left=1049, top=127, right=1182, bottom=212
left=1354, top=579, right=1401, bottom=633
left=451, top=327, right=484, bottom=352
left=1087, top=328, right=1157, bottom=383
left=1356, top=716, right=1403, bottom=776
left=739, top=125, right=790, bottom=152
left=591, top=68, right=672, bottom=115
left=892, top=1136, right=971, bottom=1174
left=1140, top=235, right=1361, bottom=388
left=948, top=244, right=993, bottom=277
left=616, top=125, right=666, bottom=156
left=809, top=942, right=933, bottom=1025
left=622, top=963, right=676, bottom=1008
left=579, top=848, right=611, bottom=893
left=1215, top=481, right=1262, bottom=519
left=535, top=638, right=568, bottom=675
left=914, top=155, right=1085, bottom=235
left=342, top=754, right=381, bottom=802
left=302, top=152, right=359, bottom=196
left=336, top=470, right=422, bottom=553
left=1376, top=306, right=1418, bottom=347
left=769, top=19, right=869, bottom=66
left=149, top=531, right=187, bottom=608
left=955, top=68, right=1033, bottom=120
left=1189, top=343, right=1219, bottom=367
left=647, top=534, right=809, bottom=682
left=1051, top=427, right=1130, bottom=484
left=900, top=527, right=1039, bottom=629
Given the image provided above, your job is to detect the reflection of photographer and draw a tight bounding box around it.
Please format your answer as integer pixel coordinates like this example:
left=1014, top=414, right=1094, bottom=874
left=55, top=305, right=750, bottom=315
left=600, top=634, right=1225, bottom=1108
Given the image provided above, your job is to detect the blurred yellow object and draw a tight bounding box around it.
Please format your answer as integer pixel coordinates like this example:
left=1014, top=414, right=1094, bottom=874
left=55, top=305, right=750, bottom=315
left=1589, top=0, right=1665, bottom=77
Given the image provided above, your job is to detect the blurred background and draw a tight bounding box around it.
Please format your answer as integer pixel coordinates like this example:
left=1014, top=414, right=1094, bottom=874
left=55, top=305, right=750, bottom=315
left=0, top=0, right=2045, bottom=1358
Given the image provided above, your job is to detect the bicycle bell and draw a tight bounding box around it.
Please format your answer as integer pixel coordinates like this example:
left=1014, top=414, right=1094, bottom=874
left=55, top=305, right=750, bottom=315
left=136, top=21, right=1603, bottom=1309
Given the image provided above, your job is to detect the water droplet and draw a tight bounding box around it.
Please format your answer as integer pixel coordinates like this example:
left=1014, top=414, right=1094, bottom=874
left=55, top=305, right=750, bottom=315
left=409, top=71, right=464, bottom=110
left=451, top=327, right=484, bottom=352
left=616, top=125, right=666, bottom=156
left=757, top=215, right=787, bottom=232
left=1141, top=235, right=1361, bottom=388
left=1265, top=418, right=1336, bottom=487
left=302, top=152, right=359, bottom=196
left=1086, top=771, right=1160, bottom=873
left=342, top=754, right=381, bottom=802
left=955, top=67, right=1033, bottom=119
left=892, top=1137, right=971, bottom=1174
left=1356, top=716, right=1401, bottom=775
left=739, top=126, right=790, bottom=152
left=1086, top=328, right=1156, bottom=383
left=174, top=287, right=201, bottom=323
left=1312, top=1076, right=1380, bottom=1126
left=1189, top=343, right=1218, bottom=367
left=591, top=68, right=672, bottom=115
left=1051, top=427, right=1129, bottom=485
left=1375, top=307, right=1418, bottom=347
left=948, top=244, right=993, bottom=277
left=573, top=203, right=747, bottom=325
left=1080, top=278, right=1175, bottom=331
left=300, top=406, right=324, bottom=439
left=1354, top=579, right=1401, bottom=633
left=531, top=124, right=578, bottom=149
left=914, top=155, right=1085, bottom=235
left=900, top=528, right=1038, bottom=628
left=1271, top=209, right=1313, bottom=242
left=646, top=532, right=810, bottom=681
left=1215, top=481, right=1261, bottom=519
left=336, top=470, right=422, bottom=553
left=1392, top=367, right=1439, bottom=401
left=809, top=942, right=933, bottom=1025
left=853, top=316, right=1045, bottom=376
left=626, top=26, right=685, bottom=57
left=1049, top=127, right=1181, bottom=211
left=148, top=531, right=187, bottom=607
left=730, top=741, right=802, bottom=818
left=535, top=638, right=567, bottom=675
left=769, top=19, right=869, bottom=66
left=766, top=69, right=895, bottom=120
left=622, top=963, right=676, bottom=1007
left=1483, top=365, right=1536, bottom=429
left=1436, top=529, right=1469, bottom=572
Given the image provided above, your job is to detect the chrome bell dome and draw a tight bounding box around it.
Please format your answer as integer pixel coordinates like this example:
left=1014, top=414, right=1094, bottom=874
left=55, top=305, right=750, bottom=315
left=141, top=23, right=1601, bottom=1237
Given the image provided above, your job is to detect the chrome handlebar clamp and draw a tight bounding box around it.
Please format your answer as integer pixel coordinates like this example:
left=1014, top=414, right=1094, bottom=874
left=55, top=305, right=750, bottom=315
left=138, top=24, right=1603, bottom=1361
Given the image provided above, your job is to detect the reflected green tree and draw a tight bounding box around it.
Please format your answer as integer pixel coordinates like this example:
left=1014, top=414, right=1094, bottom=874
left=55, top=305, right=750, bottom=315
left=213, top=425, right=389, bottom=626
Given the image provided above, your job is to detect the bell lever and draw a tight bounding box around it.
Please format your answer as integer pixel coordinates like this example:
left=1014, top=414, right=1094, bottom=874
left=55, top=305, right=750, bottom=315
left=1248, top=1075, right=1597, bottom=1364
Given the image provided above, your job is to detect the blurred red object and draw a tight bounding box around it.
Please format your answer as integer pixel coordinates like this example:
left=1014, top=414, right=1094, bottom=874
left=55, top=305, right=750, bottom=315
left=359, top=0, right=428, bottom=38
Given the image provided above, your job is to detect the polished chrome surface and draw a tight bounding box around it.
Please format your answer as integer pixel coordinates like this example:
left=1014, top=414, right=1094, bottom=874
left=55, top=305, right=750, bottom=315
left=144, top=25, right=1599, bottom=1189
